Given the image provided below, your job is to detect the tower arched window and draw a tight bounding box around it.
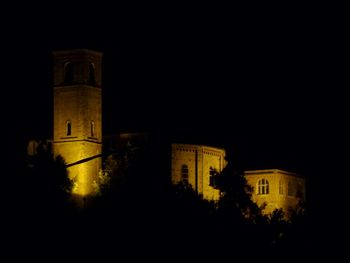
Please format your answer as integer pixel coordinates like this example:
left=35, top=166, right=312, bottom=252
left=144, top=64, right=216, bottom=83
left=64, top=62, right=74, bottom=84
left=91, top=120, right=95, bottom=137
left=257, top=178, right=269, bottom=195
left=88, top=63, right=96, bottom=85
left=181, top=164, right=189, bottom=182
left=66, top=120, right=72, bottom=136
left=279, top=179, right=284, bottom=195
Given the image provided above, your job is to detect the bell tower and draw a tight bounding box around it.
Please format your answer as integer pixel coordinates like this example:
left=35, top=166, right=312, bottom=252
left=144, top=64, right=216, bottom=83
left=53, top=49, right=103, bottom=202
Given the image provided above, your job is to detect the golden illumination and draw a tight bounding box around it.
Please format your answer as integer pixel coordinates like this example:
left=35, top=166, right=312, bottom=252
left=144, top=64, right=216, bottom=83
left=171, top=144, right=227, bottom=201
left=56, top=144, right=102, bottom=197
left=53, top=49, right=103, bottom=206
left=244, top=169, right=306, bottom=218
left=172, top=144, right=306, bottom=219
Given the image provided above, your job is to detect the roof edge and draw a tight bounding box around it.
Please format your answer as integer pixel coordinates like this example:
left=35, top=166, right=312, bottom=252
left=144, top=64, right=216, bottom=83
left=244, top=169, right=301, bottom=177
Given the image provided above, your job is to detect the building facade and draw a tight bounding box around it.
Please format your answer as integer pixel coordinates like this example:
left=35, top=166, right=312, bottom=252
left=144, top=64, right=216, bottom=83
left=48, top=49, right=306, bottom=215
left=52, top=49, right=103, bottom=201
left=244, top=169, right=306, bottom=217
left=172, top=144, right=305, bottom=217
left=171, top=144, right=227, bottom=200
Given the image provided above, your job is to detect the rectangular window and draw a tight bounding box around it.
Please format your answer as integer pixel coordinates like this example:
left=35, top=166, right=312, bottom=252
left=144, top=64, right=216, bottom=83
left=91, top=121, right=95, bottom=137
left=66, top=121, right=71, bottom=136
left=279, top=180, right=284, bottom=195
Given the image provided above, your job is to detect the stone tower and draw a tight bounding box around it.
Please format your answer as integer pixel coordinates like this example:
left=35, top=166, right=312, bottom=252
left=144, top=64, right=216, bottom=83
left=53, top=49, right=103, bottom=202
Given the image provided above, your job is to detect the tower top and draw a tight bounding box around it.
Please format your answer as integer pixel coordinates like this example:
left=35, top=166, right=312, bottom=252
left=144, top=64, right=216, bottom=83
left=53, top=49, right=103, bottom=87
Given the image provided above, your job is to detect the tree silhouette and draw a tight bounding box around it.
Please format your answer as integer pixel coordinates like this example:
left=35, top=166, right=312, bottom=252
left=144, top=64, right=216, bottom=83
left=208, top=148, right=310, bottom=251
left=22, top=146, right=73, bottom=215
left=213, top=156, right=264, bottom=224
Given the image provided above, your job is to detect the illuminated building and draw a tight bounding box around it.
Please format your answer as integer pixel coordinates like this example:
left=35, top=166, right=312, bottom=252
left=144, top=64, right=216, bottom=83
left=172, top=144, right=305, bottom=216
left=52, top=49, right=103, bottom=202
left=171, top=144, right=227, bottom=200
left=28, top=48, right=306, bottom=215
left=245, top=169, right=305, bottom=217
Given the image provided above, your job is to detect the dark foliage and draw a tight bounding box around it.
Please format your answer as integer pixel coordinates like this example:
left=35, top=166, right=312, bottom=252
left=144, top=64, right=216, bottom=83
left=20, top=149, right=74, bottom=215
left=8, top=138, right=308, bottom=260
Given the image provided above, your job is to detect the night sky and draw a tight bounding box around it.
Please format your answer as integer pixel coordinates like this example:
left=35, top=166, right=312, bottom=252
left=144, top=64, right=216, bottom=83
left=4, top=3, right=344, bottom=240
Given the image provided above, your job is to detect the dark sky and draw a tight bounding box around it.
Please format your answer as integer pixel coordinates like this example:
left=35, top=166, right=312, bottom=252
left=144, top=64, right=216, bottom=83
left=4, top=3, right=344, bottom=222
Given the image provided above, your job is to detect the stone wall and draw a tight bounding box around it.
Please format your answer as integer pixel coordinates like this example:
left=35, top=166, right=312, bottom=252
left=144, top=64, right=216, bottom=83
left=245, top=169, right=306, bottom=217
left=171, top=144, right=226, bottom=201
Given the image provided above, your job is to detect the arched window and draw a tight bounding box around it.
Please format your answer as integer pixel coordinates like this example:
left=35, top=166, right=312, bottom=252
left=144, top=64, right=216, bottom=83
left=279, top=179, right=284, bottom=195
left=91, top=120, right=95, bottom=137
left=181, top=164, right=189, bottom=182
left=257, top=179, right=269, bottom=195
left=64, top=62, right=74, bottom=83
left=88, top=63, right=96, bottom=84
left=66, top=120, right=72, bottom=136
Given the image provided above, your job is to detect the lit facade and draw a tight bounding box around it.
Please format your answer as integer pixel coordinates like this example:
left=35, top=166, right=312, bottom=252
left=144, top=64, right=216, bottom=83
left=47, top=49, right=306, bottom=215
left=244, top=169, right=305, bottom=217
left=172, top=144, right=305, bottom=217
left=53, top=49, right=103, bottom=200
left=171, top=144, right=227, bottom=200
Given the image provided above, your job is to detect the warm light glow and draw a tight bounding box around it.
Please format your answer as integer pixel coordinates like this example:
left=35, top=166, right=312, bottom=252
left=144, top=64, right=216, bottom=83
left=171, top=145, right=306, bottom=219
left=61, top=144, right=101, bottom=197
left=53, top=49, right=102, bottom=207
left=244, top=169, right=306, bottom=219
left=171, top=144, right=227, bottom=201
